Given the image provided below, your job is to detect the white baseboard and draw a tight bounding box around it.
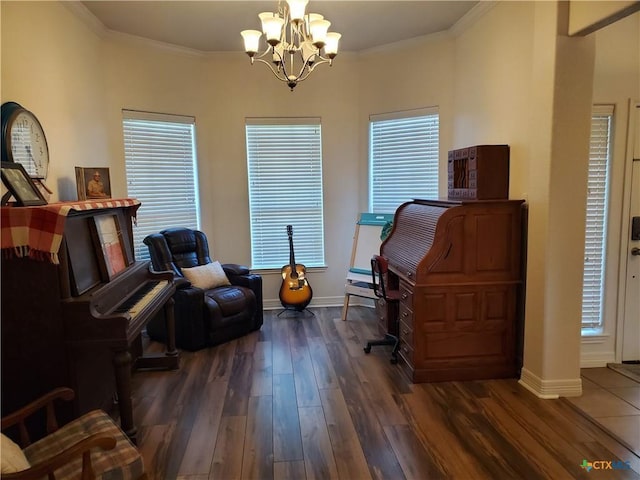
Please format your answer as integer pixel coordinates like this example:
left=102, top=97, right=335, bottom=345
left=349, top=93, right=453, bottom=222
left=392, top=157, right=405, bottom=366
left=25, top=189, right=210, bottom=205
left=580, top=350, right=615, bottom=368
left=263, top=296, right=358, bottom=310
left=518, top=368, right=583, bottom=398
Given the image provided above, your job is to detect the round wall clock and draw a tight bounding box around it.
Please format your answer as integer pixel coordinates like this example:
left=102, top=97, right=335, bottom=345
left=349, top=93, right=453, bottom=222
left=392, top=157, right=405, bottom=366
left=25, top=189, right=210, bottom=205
left=1, top=102, right=50, bottom=180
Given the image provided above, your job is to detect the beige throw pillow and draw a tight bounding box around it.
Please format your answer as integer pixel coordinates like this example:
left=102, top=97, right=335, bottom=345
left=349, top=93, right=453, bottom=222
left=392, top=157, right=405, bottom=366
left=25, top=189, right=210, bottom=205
left=182, top=261, right=231, bottom=290
left=1, top=433, right=30, bottom=473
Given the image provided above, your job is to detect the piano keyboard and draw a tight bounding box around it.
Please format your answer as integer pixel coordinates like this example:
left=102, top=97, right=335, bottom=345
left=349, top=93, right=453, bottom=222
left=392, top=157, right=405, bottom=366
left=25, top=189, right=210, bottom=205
left=112, top=280, right=169, bottom=318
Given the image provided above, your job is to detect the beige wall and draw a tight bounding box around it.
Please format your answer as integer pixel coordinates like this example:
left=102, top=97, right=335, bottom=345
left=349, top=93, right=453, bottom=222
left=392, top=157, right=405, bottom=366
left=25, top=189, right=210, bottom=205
left=451, top=2, right=535, bottom=202
left=357, top=33, right=456, bottom=200
left=101, top=38, right=363, bottom=305
left=2, top=1, right=638, bottom=393
left=1, top=2, right=110, bottom=201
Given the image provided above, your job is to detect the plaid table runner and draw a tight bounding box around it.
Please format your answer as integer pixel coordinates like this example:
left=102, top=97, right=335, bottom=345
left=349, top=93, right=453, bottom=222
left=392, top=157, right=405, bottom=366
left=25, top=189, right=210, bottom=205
left=1, top=198, right=141, bottom=264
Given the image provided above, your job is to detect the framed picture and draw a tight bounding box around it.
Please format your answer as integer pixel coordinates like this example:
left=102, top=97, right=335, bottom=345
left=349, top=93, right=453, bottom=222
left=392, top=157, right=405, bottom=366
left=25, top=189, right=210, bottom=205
left=75, top=166, right=111, bottom=201
left=91, top=214, right=130, bottom=280
left=1, top=161, right=47, bottom=206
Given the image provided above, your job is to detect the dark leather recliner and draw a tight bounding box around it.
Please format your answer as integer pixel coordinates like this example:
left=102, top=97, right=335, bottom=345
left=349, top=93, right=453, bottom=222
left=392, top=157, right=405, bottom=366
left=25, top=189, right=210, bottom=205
left=143, top=227, right=263, bottom=351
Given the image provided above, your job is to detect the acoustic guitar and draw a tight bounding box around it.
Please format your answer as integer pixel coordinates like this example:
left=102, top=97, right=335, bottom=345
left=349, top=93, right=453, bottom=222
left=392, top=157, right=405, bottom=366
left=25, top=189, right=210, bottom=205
left=279, top=225, right=313, bottom=311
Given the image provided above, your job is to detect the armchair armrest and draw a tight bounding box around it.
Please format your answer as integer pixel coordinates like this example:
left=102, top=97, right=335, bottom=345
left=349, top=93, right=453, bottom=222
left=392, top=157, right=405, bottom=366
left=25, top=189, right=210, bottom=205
left=1, top=387, right=75, bottom=447
left=2, top=434, right=117, bottom=480
left=221, top=265, right=263, bottom=331
left=221, top=263, right=250, bottom=276
left=174, top=276, right=192, bottom=289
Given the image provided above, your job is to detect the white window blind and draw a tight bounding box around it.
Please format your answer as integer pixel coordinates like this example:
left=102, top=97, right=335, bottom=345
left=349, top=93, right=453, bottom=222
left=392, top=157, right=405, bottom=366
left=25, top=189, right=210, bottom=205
left=582, top=105, right=613, bottom=330
left=123, top=110, right=200, bottom=260
left=246, top=118, right=325, bottom=270
left=370, top=108, right=439, bottom=213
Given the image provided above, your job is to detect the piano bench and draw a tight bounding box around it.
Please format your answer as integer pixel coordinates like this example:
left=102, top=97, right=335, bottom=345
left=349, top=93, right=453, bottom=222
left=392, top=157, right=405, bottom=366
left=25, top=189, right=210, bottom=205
left=1, top=388, right=147, bottom=480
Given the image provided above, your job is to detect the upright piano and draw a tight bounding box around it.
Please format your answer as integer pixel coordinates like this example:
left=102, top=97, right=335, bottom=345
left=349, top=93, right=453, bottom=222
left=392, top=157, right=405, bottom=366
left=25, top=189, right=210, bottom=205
left=1, top=199, right=178, bottom=441
left=380, top=198, right=525, bottom=383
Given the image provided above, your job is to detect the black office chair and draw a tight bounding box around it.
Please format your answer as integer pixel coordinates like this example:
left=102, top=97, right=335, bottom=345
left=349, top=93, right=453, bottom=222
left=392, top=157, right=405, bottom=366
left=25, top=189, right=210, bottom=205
left=364, top=254, right=401, bottom=364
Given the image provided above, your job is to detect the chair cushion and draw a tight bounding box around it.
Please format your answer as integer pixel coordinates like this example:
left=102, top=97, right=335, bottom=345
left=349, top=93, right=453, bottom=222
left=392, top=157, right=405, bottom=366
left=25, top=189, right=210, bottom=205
left=182, top=261, right=230, bottom=290
left=23, top=410, right=144, bottom=480
left=0, top=433, right=30, bottom=473
left=205, top=285, right=254, bottom=317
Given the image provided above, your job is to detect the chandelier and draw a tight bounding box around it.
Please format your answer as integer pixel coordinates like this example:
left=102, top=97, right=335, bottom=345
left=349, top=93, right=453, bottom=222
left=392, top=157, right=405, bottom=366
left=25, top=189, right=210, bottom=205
left=241, top=0, right=342, bottom=91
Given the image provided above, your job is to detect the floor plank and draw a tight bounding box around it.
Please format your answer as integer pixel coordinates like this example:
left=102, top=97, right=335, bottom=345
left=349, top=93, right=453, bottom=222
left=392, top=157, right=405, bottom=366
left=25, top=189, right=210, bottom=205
left=210, top=415, right=246, bottom=480
left=177, top=379, right=227, bottom=476
left=273, top=374, right=304, bottom=462
left=130, top=307, right=640, bottom=480
left=299, top=406, right=339, bottom=480
left=241, top=395, right=274, bottom=480
left=319, top=387, right=372, bottom=480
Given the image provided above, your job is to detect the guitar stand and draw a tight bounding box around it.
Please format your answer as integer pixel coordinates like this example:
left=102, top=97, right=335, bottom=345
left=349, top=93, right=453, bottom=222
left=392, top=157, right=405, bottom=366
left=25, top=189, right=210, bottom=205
left=277, top=306, right=315, bottom=318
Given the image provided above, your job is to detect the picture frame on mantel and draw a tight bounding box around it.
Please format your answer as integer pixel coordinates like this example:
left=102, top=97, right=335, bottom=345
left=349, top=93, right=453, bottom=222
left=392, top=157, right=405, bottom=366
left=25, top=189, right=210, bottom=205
left=75, top=166, right=112, bottom=201
left=1, top=161, right=47, bottom=207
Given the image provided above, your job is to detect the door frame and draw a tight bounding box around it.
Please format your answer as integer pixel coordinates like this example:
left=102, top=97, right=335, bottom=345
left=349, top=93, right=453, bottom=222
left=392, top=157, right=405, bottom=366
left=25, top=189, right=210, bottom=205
left=615, top=99, right=640, bottom=363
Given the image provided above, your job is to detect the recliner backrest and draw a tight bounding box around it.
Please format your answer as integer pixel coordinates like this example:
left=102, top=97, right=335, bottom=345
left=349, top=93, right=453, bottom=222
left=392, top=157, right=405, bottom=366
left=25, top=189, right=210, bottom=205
left=144, top=227, right=212, bottom=277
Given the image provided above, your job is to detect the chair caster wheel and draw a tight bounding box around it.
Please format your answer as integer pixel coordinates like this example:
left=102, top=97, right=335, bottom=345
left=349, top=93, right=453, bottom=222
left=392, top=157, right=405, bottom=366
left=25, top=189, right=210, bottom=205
left=364, top=345, right=371, bottom=354
left=390, top=356, right=398, bottom=364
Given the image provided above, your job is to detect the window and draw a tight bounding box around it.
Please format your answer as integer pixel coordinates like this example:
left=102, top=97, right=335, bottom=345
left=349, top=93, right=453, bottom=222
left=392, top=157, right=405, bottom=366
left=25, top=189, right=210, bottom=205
left=123, top=110, right=200, bottom=260
left=582, top=105, right=613, bottom=331
left=369, top=108, right=439, bottom=213
left=246, top=118, right=325, bottom=270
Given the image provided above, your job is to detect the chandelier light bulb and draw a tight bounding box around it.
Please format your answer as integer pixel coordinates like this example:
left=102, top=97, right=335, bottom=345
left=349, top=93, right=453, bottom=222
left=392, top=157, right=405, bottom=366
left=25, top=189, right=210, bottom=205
left=273, top=43, right=285, bottom=65
left=306, top=13, right=324, bottom=28
left=260, top=14, right=285, bottom=46
left=301, top=41, right=317, bottom=64
left=324, top=32, right=341, bottom=58
left=309, top=19, right=330, bottom=48
left=241, top=30, right=262, bottom=55
left=259, top=12, right=275, bottom=31
left=286, top=0, right=309, bottom=22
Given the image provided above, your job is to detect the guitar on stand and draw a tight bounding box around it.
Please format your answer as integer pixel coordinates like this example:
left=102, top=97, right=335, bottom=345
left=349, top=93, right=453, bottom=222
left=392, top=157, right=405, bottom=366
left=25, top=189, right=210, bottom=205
left=279, top=225, right=313, bottom=313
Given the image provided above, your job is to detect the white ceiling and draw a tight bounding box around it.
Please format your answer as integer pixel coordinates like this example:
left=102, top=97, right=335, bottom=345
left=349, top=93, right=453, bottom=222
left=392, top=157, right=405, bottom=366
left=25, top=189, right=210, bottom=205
left=79, top=1, right=479, bottom=53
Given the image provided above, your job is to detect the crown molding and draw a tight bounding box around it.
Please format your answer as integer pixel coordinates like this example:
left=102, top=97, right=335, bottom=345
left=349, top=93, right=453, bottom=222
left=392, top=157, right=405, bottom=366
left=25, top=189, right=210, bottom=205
left=450, top=0, right=498, bottom=37
left=64, top=0, right=205, bottom=57
left=358, top=30, right=453, bottom=57
left=108, top=30, right=205, bottom=57
left=63, top=0, right=108, bottom=38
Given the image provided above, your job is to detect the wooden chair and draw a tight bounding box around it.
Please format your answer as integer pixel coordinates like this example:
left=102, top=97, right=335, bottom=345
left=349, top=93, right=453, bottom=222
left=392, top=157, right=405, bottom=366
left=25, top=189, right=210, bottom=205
left=363, top=254, right=401, bottom=364
left=0, top=388, right=147, bottom=480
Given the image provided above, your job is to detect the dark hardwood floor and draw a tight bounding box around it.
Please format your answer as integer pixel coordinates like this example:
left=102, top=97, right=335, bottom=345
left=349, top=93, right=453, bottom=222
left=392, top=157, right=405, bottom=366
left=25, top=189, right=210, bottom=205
left=130, top=307, right=640, bottom=479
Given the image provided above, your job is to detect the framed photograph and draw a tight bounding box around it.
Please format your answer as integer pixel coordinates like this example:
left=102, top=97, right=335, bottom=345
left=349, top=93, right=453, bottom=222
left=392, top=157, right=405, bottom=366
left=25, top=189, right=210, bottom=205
left=1, top=161, right=47, bottom=206
left=91, top=214, right=130, bottom=280
left=75, top=166, right=111, bottom=201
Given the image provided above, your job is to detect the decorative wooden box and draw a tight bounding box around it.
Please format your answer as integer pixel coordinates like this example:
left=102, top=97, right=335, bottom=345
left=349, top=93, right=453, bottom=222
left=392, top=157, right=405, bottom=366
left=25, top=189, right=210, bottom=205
left=447, top=145, right=509, bottom=200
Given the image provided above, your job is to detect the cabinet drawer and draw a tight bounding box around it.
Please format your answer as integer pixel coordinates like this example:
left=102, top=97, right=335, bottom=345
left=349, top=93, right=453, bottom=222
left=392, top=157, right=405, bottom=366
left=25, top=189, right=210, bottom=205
left=399, top=303, right=413, bottom=327
left=399, top=282, right=413, bottom=306
left=398, top=338, right=414, bottom=365
left=399, top=319, right=413, bottom=347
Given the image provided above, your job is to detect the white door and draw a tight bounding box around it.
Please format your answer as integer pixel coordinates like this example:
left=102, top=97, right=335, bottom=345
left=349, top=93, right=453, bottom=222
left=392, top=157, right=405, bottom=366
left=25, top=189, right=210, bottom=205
left=622, top=103, right=640, bottom=362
